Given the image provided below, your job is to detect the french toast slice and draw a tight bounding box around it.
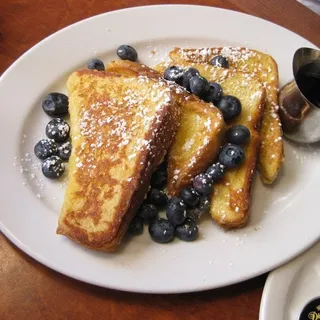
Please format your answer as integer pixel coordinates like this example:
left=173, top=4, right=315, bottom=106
left=106, top=60, right=226, bottom=196
left=169, top=47, right=284, bottom=184
left=57, top=70, right=180, bottom=251
left=155, top=59, right=266, bottom=227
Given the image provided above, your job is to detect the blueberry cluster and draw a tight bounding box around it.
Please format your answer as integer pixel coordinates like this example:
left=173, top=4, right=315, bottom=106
left=128, top=163, right=199, bottom=243
left=129, top=124, right=251, bottom=243
left=34, top=93, right=71, bottom=179
left=163, top=56, right=242, bottom=122
left=126, top=52, right=251, bottom=244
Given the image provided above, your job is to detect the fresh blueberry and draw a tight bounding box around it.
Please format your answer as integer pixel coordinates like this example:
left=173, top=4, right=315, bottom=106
left=147, top=189, right=168, bottom=207
left=42, top=93, right=69, bottom=118
left=42, top=155, right=65, bottom=179
left=226, top=125, right=251, bottom=145
left=138, top=203, right=158, bottom=221
left=216, top=95, right=242, bottom=121
left=219, top=144, right=245, bottom=169
left=148, top=218, right=175, bottom=243
left=34, top=139, right=58, bottom=160
left=45, top=118, right=70, bottom=143
left=166, top=197, right=187, bottom=226
left=117, top=45, right=138, bottom=62
left=127, top=216, right=144, bottom=235
left=193, top=173, right=213, bottom=195
left=58, top=141, right=72, bottom=161
left=182, top=67, right=200, bottom=91
left=210, top=55, right=229, bottom=68
left=150, top=168, right=167, bottom=188
left=164, top=66, right=184, bottom=85
left=179, top=187, right=199, bottom=207
left=176, top=218, right=199, bottom=241
left=199, top=195, right=211, bottom=213
left=189, top=75, right=209, bottom=98
left=187, top=195, right=211, bottom=220
left=206, top=163, right=225, bottom=182
left=204, top=82, right=223, bottom=103
left=87, top=58, right=105, bottom=71
left=157, top=157, right=168, bottom=172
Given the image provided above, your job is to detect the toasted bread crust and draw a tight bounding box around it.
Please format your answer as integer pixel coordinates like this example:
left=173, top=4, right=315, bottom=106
left=167, top=95, right=225, bottom=195
left=169, top=47, right=284, bottom=184
left=57, top=70, right=180, bottom=251
left=107, top=60, right=226, bottom=196
left=211, top=128, right=261, bottom=228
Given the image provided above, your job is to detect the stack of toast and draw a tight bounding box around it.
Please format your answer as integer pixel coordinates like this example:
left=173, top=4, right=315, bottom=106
left=58, top=46, right=284, bottom=251
left=168, top=47, right=284, bottom=184
left=106, top=60, right=226, bottom=196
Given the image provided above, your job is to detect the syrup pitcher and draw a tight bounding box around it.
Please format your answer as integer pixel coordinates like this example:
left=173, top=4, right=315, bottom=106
left=279, top=47, right=320, bottom=143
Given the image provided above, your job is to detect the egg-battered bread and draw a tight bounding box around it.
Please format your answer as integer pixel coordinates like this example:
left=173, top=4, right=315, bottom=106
left=106, top=60, right=226, bottom=196
left=160, top=55, right=266, bottom=227
left=169, top=47, right=283, bottom=184
left=57, top=69, right=180, bottom=251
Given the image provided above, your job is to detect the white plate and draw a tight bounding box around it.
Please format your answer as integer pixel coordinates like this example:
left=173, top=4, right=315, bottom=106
left=259, top=241, right=320, bottom=320
left=0, top=5, right=319, bottom=293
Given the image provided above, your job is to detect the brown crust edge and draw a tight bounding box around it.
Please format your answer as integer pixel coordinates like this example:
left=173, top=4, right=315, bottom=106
left=57, top=70, right=180, bottom=251
left=211, top=86, right=266, bottom=228
left=167, top=101, right=226, bottom=196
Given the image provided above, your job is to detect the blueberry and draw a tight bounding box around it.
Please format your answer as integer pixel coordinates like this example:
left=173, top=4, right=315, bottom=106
left=157, top=158, right=168, bottom=172
left=42, top=93, right=69, bottom=118
left=193, top=173, right=213, bottom=195
left=147, top=189, right=168, bottom=206
left=219, top=144, right=245, bottom=169
left=199, top=195, right=211, bottom=213
left=206, top=163, right=225, bottom=182
left=34, top=139, right=58, bottom=160
left=42, top=155, right=65, bottom=179
left=164, top=66, right=184, bottom=85
left=226, top=125, right=251, bottom=145
left=204, top=82, right=223, bottom=103
left=182, top=67, right=200, bottom=91
left=150, top=169, right=167, bottom=188
left=87, top=58, right=105, bottom=71
left=166, top=197, right=187, bottom=226
left=58, top=141, right=72, bottom=161
left=187, top=195, right=211, bottom=220
left=138, top=203, right=158, bottom=221
left=210, top=55, right=229, bottom=68
left=148, top=218, right=175, bottom=243
left=179, top=187, right=199, bottom=207
left=189, top=75, right=209, bottom=98
left=117, top=45, right=138, bottom=62
left=216, top=95, right=242, bottom=121
left=176, top=218, right=199, bottom=241
left=45, top=118, right=70, bottom=143
left=127, top=216, right=144, bottom=235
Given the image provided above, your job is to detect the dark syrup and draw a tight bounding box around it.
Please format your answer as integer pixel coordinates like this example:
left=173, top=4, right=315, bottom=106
left=295, top=60, right=320, bottom=108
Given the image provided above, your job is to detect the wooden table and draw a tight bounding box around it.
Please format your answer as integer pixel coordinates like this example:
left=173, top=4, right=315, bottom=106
left=0, top=1, right=319, bottom=319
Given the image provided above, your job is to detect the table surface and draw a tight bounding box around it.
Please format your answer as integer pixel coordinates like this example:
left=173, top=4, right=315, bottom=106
left=0, top=1, right=319, bottom=319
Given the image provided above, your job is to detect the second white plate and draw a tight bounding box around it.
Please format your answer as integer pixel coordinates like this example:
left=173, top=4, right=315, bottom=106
left=260, top=241, right=320, bottom=320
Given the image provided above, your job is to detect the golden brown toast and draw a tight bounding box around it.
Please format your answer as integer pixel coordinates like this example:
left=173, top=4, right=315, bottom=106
left=156, top=58, right=266, bottom=227
left=169, top=47, right=284, bottom=184
left=57, top=69, right=180, bottom=251
left=106, top=60, right=226, bottom=196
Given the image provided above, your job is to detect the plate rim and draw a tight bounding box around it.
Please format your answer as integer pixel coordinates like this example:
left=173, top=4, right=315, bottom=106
left=259, top=241, right=320, bottom=320
left=1, top=4, right=319, bottom=81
